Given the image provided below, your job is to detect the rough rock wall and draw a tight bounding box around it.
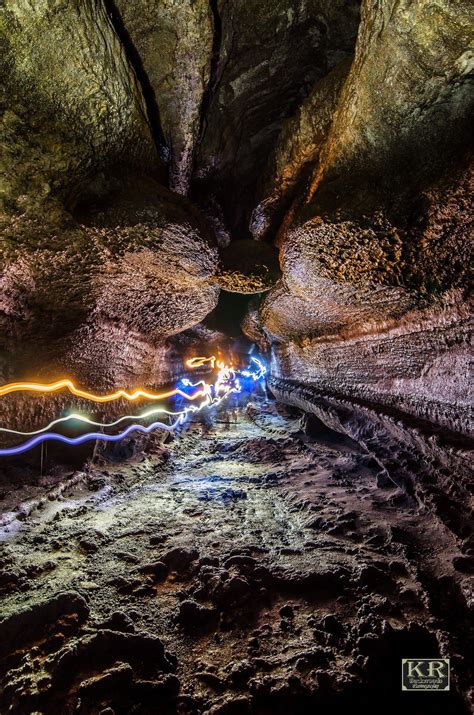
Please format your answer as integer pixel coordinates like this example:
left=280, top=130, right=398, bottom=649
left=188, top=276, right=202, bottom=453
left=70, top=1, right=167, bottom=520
left=314, top=0, right=473, bottom=192
left=250, top=58, right=351, bottom=241
left=113, top=0, right=214, bottom=194
left=246, top=0, right=473, bottom=433
left=0, top=0, right=158, bottom=210
left=270, top=293, right=472, bottom=435
left=0, top=1, right=220, bottom=396
left=195, top=0, right=361, bottom=233
left=1, top=175, right=219, bottom=387
left=0, top=0, right=471, bottom=438
left=269, top=377, right=473, bottom=548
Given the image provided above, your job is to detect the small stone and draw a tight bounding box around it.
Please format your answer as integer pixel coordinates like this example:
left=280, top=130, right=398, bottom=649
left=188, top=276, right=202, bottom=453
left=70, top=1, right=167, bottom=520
left=279, top=604, right=294, bottom=619
left=177, top=600, right=216, bottom=631
left=137, top=561, right=168, bottom=581
left=162, top=547, right=199, bottom=572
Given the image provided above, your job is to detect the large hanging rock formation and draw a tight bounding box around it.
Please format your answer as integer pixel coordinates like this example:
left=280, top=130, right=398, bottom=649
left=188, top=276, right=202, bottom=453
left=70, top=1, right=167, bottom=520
left=113, top=0, right=214, bottom=194
left=0, top=0, right=219, bottom=393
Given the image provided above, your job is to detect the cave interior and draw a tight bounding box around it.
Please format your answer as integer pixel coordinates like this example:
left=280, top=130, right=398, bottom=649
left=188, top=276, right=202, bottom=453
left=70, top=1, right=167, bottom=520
left=0, top=0, right=473, bottom=713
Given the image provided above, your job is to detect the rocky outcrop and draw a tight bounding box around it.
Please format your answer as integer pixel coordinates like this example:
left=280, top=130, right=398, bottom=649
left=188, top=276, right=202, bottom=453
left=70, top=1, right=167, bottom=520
left=0, top=0, right=471, bottom=440
left=246, top=0, right=473, bottom=433
left=310, top=0, right=473, bottom=196
left=214, top=240, right=280, bottom=294
left=114, top=0, right=214, bottom=194
left=0, top=0, right=159, bottom=212
left=0, top=1, right=220, bottom=396
left=195, top=0, right=361, bottom=233
left=268, top=291, right=472, bottom=435
left=250, top=59, right=351, bottom=242
left=1, top=174, right=219, bottom=388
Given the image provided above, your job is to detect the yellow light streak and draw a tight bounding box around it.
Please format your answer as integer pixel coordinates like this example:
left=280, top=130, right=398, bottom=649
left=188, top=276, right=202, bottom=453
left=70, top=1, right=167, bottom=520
left=0, top=378, right=206, bottom=403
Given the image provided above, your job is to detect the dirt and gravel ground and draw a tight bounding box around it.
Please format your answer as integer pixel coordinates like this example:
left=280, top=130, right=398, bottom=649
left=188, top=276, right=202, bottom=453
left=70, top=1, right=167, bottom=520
left=0, top=399, right=471, bottom=714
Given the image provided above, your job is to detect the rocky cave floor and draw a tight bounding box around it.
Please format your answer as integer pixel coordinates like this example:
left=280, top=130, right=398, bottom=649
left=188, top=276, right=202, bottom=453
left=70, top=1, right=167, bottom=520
left=0, top=399, right=471, bottom=714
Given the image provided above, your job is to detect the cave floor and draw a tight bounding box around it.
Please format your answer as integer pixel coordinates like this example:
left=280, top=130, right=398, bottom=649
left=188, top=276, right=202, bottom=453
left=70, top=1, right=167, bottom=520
left=0, top=400, right=470, bottom=714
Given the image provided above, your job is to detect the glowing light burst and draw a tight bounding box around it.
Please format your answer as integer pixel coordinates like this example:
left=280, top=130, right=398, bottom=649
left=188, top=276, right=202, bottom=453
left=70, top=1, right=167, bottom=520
left=0, top=354, right=266, bottom=457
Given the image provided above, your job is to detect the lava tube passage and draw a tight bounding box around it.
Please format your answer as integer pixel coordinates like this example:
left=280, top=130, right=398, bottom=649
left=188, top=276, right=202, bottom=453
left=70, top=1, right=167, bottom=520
left=1, top=0, right=472, bottom=709
left=0, top=356, right=267, bottom=457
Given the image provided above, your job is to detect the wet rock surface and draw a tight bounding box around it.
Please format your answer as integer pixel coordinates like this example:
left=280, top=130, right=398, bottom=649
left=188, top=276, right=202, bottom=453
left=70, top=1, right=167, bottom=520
left=0, top=402, right=472, bottom=713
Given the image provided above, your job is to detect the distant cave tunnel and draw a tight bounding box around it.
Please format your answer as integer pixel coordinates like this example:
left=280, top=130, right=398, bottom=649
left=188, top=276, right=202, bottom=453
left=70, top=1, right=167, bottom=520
left=0, top=1, right=473, bottom=713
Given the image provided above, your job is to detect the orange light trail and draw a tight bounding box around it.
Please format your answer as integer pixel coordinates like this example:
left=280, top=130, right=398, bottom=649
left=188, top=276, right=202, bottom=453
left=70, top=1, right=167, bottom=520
left=0, top=378, right=206, bottom=403
left=0, top=355, right=267, bottom=456
left=185, top=356, right=216, bottom=369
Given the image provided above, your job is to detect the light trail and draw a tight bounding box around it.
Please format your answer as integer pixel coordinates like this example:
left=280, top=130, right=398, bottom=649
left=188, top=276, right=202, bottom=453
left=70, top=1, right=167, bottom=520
left=0, top=354, right=267, bottom=457
left=0, top=379, right=207, bottom=403
left=0, top=416, right=184, bottom=457
left=240, top=357, right=266, bottom=381
left=185, top=356, right=216, bottom=369
left=0, top=402, right=207, bottom=437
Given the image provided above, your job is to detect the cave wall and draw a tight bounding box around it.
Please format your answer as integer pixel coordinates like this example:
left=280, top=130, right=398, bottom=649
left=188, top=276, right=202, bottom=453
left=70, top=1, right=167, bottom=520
left=195, top=0, right=361, bottom=234
left=0, top=0, right=472, bottom=440
left=0, top=0, right=220, bottom=391
left=246, top=0, right=473, bottom=434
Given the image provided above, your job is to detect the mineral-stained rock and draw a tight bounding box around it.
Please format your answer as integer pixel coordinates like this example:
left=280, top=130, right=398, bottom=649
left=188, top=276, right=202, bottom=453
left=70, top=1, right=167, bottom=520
left=0, top=0, right=159, bottom=212
left=114, top=0, right=214, bottom=194
left=260, top=157, right=472, bottom=338
left=252, top=158, right=472, bottom=429
left=266, top=291, right=472, bottom=433
left=0, top=1, right=224, bottom=412
left=195, top=0, right=361, bottom=233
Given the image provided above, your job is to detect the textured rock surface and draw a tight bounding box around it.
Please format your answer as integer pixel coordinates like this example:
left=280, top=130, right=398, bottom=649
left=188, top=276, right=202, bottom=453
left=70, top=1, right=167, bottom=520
left=0, top=1, right=220, bottom=394
left=251, top=161, right=473, bottom=430
left=311, top=0, right=473, bottom=194
left=195, top=0, right=361, bottom=233
left=114, top=0, right=214, bottom=194
left=214, top=240, right=280, bottom=294
left=0, top=0, right=158, bottom=211
left=268, top=293, right=472, bottom=435
left=0, top=3, right=472, bottom=712
left=250, top=59, right=351, bottom=241
left=1, top=174, right=219, bottom=388
left=1, top=403, right=472, bottom=713
left=246, top=0, right=473, bottom=432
